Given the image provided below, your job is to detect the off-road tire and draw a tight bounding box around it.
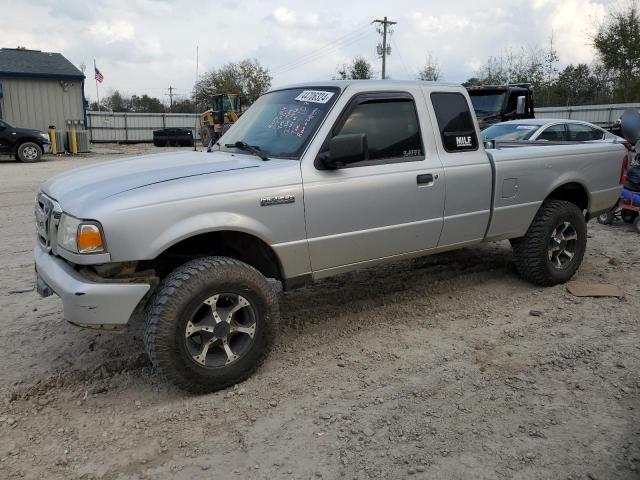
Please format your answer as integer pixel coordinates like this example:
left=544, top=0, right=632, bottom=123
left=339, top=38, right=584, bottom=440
left=511, top=200, right=587, bottom=286
left=201, top=126, right=214, bottom=148
left=597, top=209, right=615, bottom=225
left=144, top=256, right=279, bottom=393
left=16, top=142, right=43, bottom=162
left=621, top=210, right=638, bottom=224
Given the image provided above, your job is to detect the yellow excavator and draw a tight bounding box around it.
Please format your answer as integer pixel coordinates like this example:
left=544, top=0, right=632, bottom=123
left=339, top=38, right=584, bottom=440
left=199, top=93, right=241, bottom=147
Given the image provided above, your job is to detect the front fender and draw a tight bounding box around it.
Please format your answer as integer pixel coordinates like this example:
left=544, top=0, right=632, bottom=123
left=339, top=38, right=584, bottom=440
left=146, top=211, right=276, bottom=259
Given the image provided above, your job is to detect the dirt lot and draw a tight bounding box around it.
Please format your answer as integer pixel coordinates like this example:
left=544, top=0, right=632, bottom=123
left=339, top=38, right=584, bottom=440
left=0, top=145, right=639, bottom=480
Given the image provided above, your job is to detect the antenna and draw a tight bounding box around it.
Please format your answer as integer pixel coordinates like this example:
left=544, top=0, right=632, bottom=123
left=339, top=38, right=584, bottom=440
left=193, top=45, right=198, bottom=152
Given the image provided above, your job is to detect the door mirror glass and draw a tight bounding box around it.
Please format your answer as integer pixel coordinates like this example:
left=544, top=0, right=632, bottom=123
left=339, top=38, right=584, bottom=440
left=323, top=133, right=368, bottom=168
left=516, top=95, right=526, bottom=115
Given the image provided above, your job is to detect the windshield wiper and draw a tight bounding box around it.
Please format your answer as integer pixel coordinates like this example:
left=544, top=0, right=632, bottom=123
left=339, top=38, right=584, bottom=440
left=225, top=141, right=269, bottom=161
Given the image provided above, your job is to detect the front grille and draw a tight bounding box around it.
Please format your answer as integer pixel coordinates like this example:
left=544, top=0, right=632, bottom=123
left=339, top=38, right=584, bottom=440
left=35, top=193, right=61, bottom=251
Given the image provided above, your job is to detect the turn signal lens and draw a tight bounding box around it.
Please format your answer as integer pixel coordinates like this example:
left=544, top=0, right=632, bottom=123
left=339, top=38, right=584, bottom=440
left=77, top=224, right=104, bottom=253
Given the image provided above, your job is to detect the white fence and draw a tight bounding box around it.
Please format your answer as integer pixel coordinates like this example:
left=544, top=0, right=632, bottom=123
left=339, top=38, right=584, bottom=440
left=87, top=111, right=200, bottom=143
left=535, top=103, right=640, bottom=127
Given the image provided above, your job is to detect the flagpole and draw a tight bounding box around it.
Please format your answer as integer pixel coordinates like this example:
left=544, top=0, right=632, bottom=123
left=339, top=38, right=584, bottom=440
left=94, top=59, right=100, bottom=111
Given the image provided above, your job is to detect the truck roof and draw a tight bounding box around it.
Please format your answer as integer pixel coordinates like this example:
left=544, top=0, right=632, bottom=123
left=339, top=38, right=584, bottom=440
left=270, top=80, right=462, bottom=92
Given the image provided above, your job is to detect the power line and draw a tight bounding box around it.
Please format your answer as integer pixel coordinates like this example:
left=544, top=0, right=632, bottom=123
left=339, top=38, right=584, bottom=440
left=271, top=23, right=375, bottom=74
left=373, top=16, right=396, bottom=80
left=272, top=29, right=376, bottom=76
left=389, top=37, right=414, bottom=79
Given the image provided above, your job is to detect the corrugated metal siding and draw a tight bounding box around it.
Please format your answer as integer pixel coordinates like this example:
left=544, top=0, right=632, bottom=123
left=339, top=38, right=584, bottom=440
left=536, top=103, right=640, bottom=126
left=0, top=77, right=84, bottom=132
left=87, top=111, right=199, bottom=142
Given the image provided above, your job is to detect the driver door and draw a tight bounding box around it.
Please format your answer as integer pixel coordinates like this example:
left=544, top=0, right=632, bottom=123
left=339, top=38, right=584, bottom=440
left=301, top=87, right=445, bottom=276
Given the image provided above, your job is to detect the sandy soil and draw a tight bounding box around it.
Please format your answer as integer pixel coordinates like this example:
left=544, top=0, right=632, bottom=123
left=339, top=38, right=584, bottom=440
left=0, top=145, right=638, bottom=480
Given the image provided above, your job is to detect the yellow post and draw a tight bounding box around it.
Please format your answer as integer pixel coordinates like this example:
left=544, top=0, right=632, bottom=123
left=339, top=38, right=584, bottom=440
left=70, top=128, right=78, bottom=155
left=49, top=127, right=57, bottom=155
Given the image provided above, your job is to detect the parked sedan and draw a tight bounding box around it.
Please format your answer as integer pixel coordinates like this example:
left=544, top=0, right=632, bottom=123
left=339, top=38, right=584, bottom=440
left=481, top=119, right=625, bottom=144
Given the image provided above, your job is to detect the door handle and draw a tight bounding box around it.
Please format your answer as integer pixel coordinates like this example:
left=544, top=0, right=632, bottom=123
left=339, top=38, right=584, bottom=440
left=417, top=173, right=434, bottom=185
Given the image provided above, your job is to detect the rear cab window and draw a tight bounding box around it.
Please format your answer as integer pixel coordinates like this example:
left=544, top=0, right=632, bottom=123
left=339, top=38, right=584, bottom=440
left=430, top=92, right=478, bottom=152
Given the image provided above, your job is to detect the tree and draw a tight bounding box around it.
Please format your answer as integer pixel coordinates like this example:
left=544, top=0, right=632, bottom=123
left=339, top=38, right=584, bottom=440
left=334, top=56, right=373, bottom=80
left=417, top=53, right=441, bottom=82
left=593, top=5, right=640, bottom=101
left=462, top=77, right=482, bottom=87
left=130, top=94, right=165, bottom=113
left=194, top=58, right=272, bottom=109
left=89, top=90, right=167, bottom=112
left=552, top=64, right=601, bottom=105
left=170, top=97, right=197, bottom=113
left=102, top=90, right=130, bottom=112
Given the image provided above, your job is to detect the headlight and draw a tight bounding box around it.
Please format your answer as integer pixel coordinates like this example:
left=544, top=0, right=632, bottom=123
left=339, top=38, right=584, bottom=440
left=40, top=132, right=50, bottom=141
left=57, top=214, right=106, bottom=254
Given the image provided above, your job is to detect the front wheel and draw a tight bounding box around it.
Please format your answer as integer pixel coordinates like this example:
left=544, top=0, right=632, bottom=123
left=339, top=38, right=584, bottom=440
left=144, top=257, right=278, bottom=393
left=511, top=200, right=587, bottom=286
left=16, top=142, right=43, bottom=162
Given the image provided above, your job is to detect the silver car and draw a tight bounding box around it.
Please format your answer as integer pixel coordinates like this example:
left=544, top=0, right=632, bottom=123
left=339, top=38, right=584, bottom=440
left=482, top=119, right=625, bottom=143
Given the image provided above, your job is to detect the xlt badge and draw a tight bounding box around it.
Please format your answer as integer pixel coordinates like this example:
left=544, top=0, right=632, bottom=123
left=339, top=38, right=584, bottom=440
left=260, top=195, right=295, bottom=207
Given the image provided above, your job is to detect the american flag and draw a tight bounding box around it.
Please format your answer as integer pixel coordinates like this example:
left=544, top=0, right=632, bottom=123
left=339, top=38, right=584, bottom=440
left=94, top=66, right=104, bottom=83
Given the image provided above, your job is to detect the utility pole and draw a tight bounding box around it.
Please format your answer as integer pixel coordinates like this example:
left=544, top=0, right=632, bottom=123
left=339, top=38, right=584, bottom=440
left=373, top=16, right=396, bottom=80
left=166, top=86, right=175, bottom=109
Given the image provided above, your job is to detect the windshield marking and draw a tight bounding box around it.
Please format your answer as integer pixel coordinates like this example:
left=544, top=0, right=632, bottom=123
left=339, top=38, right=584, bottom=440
left=294, top=90, right=335, bottom=103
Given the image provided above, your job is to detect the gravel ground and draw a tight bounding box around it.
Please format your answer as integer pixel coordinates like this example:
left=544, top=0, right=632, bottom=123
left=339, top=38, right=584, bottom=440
left=0, top=144, right=639, bottom=480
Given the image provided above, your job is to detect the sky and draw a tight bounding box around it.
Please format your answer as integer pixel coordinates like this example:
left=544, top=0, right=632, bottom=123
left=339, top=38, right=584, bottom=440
left=0, top=0, right=618, bottom=103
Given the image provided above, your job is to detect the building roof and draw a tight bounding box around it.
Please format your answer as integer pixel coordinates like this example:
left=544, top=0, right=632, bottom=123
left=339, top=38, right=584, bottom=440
left=0, top=48, right=84, bottom=80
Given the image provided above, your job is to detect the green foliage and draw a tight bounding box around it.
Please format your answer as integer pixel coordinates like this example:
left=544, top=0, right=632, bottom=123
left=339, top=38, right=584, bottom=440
left=194, top=59, right=272, bottom=109
left=334, top=56, right=374, bottom=80
left=417, top=53, right=441, bottom=82
left=593, top=5, right=640, bottom=102
left=90, top=90, right=167, bottom=112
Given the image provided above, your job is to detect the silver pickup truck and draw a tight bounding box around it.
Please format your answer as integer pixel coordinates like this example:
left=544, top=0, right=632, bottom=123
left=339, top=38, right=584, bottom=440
left=34, top=81, right=625, bottom=392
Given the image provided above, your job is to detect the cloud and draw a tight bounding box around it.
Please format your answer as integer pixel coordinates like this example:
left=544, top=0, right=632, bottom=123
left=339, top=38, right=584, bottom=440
left=88, top=21, right=135, bottom=44
left=0, top=0, right=621, bottom=98
left=272, top=7, right=297, bottom=25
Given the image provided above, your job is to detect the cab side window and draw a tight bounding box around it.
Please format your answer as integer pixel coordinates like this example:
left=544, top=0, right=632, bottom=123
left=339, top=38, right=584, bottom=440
left=567, top=123, right=605, bottom=141
left=334, top=97, right=424, bottom=165
left=430, top=92, right=478, bottom=152
left=537, top=124, right=567, bottom=142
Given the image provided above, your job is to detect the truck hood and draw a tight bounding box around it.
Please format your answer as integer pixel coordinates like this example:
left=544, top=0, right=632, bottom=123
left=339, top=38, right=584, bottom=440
left=41, top=150, right=265, bottom=215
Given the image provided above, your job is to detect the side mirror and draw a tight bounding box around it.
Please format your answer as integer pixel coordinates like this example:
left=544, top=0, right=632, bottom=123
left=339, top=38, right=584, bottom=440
left=322, top=133, right=368, bottom=169
left=516, top=95, right=526, bottom=115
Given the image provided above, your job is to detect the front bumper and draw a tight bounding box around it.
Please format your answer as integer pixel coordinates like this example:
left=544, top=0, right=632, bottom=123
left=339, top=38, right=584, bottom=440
left=34, top=245, right=150, bottom=328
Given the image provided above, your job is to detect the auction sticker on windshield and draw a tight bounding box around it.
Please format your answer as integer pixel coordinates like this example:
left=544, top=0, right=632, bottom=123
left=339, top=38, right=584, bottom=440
left=295, top=90, right=335, bottom=104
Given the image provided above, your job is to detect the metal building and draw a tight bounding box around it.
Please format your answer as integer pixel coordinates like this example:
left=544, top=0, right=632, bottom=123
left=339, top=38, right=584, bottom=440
left=0, top=48, right=86, bottom=133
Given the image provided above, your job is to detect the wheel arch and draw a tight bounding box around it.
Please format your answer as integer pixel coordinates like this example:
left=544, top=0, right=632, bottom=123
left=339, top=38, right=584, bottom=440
left=14, top=137, right=44, bottom=153
left=544, top=181, right=589, bottom=212
left=147, top=229, right=285, bottom=282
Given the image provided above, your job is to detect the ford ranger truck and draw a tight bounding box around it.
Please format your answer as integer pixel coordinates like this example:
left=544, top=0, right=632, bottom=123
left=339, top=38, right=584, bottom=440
left=34, top=81, right=625, bottom=392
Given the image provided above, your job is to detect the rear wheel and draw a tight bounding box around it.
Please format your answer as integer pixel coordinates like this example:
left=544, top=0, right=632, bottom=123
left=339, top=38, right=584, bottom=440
left=144, top=256, right=278, bottom=393
left=201, top=126, right=215, bottom=147
left=597, top=209, right=615, bottom=225
left=16, top=142, right=43, bottom=162
left=621, top=210, right=638, bottom=224
left=511, top=200, right=587, bottom=286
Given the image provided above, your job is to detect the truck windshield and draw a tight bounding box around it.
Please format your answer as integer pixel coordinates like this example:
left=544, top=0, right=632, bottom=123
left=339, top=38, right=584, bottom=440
left=481, top=123, right=539, bottom=141
left=219, top=87, right=340, bottom=159
left=469, top=93, right=506, bottom=116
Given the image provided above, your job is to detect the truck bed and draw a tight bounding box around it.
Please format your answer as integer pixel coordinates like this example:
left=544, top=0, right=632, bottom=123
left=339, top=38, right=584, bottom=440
left=484, top=142, right=625, bottom=241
